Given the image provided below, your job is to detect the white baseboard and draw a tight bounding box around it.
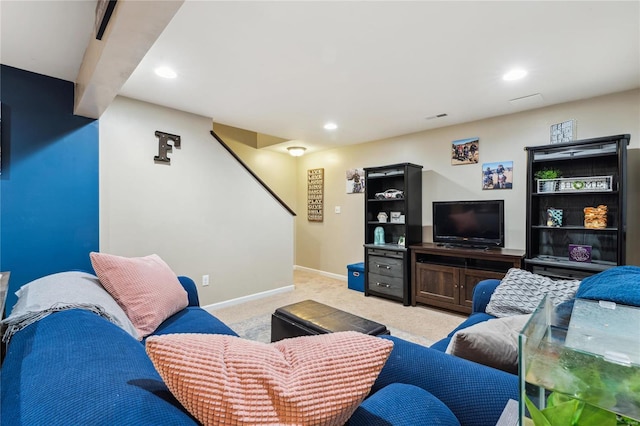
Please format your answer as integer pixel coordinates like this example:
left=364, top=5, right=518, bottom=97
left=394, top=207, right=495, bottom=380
left=294, top=265, right=347, bottom=282
left=203, top=285, right=295, bottom=311
left=203, top=266, right=347, bottom=311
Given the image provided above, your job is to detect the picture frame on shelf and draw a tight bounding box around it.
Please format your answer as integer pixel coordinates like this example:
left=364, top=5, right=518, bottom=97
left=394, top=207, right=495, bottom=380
left=546, top=208, right=563, bottom=227
left=390, top=211, right=403, bottom=223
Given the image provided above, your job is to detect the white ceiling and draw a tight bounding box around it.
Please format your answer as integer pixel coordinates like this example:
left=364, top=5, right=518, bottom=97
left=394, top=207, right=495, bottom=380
left=2, top=1, right=639, bottom=153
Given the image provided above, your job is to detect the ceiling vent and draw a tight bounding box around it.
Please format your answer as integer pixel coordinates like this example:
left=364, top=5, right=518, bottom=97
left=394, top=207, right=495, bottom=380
left=509, top=93, right=544, bottom=107
left=425, top=113, right=448, bottom=120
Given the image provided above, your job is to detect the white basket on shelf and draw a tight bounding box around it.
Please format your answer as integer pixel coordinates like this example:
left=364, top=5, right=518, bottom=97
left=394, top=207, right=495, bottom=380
left=536, top=179, right=558, bottom=193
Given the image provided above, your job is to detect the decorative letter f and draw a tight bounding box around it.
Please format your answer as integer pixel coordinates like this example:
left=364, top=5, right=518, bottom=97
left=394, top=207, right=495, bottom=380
left=154, top=131, right=181, bottom=163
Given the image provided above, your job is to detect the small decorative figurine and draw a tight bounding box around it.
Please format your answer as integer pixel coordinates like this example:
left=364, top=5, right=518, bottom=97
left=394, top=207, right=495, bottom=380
left=374, top=227, right=385, bottom=245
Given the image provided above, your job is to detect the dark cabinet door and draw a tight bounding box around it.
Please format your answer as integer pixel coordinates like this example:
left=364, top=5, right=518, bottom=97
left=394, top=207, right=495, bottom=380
left=414, top=262, right=458, bottom=307
left=459, top=269, right=504, bottom=308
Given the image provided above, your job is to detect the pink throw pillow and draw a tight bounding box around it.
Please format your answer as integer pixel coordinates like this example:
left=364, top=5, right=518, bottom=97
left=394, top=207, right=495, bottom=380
left=146, top=331, right=394, bottom=425
left=90, top=252, right=188, bottom=338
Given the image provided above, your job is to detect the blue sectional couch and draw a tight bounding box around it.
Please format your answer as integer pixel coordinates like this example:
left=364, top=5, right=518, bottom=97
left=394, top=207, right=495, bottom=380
left=1, top=276, right=518, bottom=426
left=430, top=278, right=502, bottom=352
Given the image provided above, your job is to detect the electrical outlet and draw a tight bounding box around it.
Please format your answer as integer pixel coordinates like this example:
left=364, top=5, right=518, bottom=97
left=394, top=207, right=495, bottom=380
left=202, top=274, right=209, bottom=286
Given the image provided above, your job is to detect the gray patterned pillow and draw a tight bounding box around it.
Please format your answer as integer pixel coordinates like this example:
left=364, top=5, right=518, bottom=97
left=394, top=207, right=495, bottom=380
left=486, top=268, right=580, bottom=317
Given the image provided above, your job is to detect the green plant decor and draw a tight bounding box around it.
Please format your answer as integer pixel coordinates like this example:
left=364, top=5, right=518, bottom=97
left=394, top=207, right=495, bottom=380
left=534, top=168, right=563, bottom=180
left=525, top=393, right=639, bottom=426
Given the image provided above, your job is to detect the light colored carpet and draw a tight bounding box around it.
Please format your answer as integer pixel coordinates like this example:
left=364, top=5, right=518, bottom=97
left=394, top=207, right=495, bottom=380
left=208, top=269, right=466, bottom=347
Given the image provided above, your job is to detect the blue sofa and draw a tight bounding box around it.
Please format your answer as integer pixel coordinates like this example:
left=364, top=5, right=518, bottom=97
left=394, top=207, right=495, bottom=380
left=1, top=276, right=518, bottom=426
left=430, top=278, right=502, bottom=352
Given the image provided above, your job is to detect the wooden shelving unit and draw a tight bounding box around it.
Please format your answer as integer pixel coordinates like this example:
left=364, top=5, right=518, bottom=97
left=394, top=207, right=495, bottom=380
left=363, top=163, right=422, bottom=306
left=524, top=134, right=629, bottom=279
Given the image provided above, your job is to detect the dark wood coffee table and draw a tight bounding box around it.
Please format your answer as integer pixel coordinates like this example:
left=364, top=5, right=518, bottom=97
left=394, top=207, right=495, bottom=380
left=271, top=299, right=389, bottom=342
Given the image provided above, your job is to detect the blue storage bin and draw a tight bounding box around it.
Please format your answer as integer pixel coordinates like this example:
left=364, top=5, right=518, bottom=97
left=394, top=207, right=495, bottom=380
left=347, top=262, right=365, bottom=292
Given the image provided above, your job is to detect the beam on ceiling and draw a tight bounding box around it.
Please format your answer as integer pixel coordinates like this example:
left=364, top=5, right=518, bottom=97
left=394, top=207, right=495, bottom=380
left=74, top=0, right=184, bottom=119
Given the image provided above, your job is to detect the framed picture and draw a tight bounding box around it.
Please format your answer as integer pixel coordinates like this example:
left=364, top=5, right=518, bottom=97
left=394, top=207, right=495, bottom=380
left=451, top=137, right=479, bottom=165
left=482, top=161, right=513, bottom=190
left=550, top=120, right=576, bottom=144
left=346, top=168, right=364, bottom=193
left=546, top=208, right=563, bottom=227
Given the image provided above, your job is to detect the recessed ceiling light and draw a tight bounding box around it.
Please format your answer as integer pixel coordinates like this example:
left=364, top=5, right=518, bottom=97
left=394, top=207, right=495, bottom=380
left=323, top=122, right=338, bottom=131
left=503, top=69, right=527, bottom=81
left=155, top=66, right=177, bottom=79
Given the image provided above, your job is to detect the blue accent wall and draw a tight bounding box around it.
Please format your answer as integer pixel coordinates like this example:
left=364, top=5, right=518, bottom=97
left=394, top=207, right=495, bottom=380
left=0, top=65, right=99, bottom=314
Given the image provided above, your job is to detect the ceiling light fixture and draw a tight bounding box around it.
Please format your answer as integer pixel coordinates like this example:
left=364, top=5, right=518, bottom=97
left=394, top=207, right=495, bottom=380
left=287, top=146, right=306, bottom=157
left=323, top=122, right=338, bottom=131
left=155, top=66, right=177, bottom=79
left=503, top=69, right=527, bottom=81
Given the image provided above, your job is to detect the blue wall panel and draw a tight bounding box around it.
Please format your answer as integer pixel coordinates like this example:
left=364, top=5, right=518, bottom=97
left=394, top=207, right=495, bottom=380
left=0, top=65, right=99, bottom=314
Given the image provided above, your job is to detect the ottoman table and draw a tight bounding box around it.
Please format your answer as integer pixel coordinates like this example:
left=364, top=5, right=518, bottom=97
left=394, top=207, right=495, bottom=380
left=271, top=299, right=390, bottom=342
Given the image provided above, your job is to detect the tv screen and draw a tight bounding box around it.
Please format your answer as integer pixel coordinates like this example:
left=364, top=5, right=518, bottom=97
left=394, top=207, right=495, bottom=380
left=432, top=200, right=504, bottom=248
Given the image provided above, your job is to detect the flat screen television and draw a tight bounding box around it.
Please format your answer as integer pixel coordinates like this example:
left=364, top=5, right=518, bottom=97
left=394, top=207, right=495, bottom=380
left=432, top=200, right=505, bottom=248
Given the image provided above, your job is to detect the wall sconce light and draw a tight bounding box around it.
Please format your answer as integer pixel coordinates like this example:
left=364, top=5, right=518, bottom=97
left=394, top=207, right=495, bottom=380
left=287, top=146, right=306, bottom=157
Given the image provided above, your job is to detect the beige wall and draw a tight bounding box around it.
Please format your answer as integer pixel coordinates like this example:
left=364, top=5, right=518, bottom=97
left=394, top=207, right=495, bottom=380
left=295, top=89, right=640, bottom=275
left=99, top=96, right=294, bottom=305
left=212, top=125, right=298, bottom=213
left=91, top=90, right=638, bottom=304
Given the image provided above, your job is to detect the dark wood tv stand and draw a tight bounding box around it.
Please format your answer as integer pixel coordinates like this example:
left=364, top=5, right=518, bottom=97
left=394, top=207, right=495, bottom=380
left=410, top=243, right=525, bottom=314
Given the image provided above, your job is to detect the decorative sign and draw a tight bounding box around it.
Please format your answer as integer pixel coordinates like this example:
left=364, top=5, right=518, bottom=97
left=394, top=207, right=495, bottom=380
left=307, top=168, right=324, bottom=222
left=557, top=176, right=613, bottom=192
left=154, top=131, right=181, bottom=164
left=569, top=244, right=592, bottom=263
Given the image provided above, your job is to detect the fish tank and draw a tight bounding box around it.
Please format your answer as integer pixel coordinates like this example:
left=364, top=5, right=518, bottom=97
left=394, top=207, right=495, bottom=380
left=519, top=295, right=640, bottom=425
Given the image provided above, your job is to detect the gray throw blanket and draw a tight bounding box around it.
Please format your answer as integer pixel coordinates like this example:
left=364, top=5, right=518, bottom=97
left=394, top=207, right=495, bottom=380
left=2, top=302, right=121, bottom=342
left=1, top=271, right=139, bottom=342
